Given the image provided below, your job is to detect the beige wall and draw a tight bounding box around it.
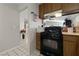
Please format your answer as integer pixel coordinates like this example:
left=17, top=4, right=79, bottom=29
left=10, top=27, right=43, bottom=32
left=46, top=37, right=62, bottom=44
left=0, top=4, right=20, bottom=52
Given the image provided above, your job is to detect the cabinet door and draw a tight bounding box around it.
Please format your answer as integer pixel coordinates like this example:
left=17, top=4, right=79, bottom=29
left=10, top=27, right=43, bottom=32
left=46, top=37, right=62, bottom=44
left=62, top=3, right=79, bottom=12
left=63, top=36, right=77, bottom=56
left=45, top=3, right=53, bottom=13
left=51, top=3, right=61, bottom=11
left=64, top=40, right=76, bottom=56
left=45, top=3, right=61, bottom=13
left=39, top=4, right=44, bottom=19
left=36, top=40, right=40, bottom=50
left=36, top=33, right=41, bottom=50
left=39, top=3, right=61, bottom=19
left=76, top=38, right=79, bottom=55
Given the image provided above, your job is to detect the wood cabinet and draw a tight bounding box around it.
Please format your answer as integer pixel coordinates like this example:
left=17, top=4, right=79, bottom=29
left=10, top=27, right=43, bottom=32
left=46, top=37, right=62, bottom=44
left=39, top=3, right=61, bottom=19
left=36, top=32, right=79, bottom=56
left=62, top=3, right=79, bottom=12
left=36, top=33, right=41, bottom=50
left=39, top=4, right=45, bottom=19
left=63, top=35, right=77, bottom=56
left=39, top=3, right=79, bottom=19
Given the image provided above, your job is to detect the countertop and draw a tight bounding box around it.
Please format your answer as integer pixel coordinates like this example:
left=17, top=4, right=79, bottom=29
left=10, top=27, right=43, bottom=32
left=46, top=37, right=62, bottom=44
left=36, top=31, right=79, bottom=36
left=62, top=32, right=79, bottom=36
left=36, top=27, right=79, bottom=36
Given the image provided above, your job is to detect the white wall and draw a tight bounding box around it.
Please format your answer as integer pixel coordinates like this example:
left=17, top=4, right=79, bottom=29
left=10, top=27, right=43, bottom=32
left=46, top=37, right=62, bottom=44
left=27, top=4, right=39, bottom=55
left=0, top=4, right=20, bottom=52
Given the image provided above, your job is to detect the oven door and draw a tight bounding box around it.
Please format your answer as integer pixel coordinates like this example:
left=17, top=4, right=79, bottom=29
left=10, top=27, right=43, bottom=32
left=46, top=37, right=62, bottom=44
left=41, top=32, right=63, bottom=56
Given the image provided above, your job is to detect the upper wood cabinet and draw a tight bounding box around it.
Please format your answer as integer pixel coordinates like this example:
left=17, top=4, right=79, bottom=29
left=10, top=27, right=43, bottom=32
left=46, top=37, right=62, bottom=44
left=39, top=4, right=44, bottom=19
left=39, top=3, right=61, bottom=19
left=39, top=3, right=79, bottom=19
left=62, top=3, right=79, bottom=12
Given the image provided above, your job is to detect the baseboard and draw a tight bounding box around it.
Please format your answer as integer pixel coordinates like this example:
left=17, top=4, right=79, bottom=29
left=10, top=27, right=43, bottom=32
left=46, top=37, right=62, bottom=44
left=0, top=45, right=21, bottom=55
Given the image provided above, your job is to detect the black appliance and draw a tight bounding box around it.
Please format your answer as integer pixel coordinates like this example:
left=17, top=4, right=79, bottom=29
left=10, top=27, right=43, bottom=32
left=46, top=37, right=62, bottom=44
left=40, top=26, right=63, bottom=56
left=64, top=18, right=72, bottom=27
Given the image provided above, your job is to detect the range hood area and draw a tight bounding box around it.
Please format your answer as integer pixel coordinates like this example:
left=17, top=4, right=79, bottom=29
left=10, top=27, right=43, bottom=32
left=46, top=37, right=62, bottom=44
left=43, top=9, right=79, bottom=28
left=44, top=9, right=79, bottom=19
left=44, top=10, right=62, bottom=18
left=43, top=10, right=64, bottom=27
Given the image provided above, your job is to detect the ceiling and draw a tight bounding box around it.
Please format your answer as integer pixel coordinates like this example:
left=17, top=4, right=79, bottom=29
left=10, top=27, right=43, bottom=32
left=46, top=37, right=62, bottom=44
left=2, top=3, right=40, bottom=12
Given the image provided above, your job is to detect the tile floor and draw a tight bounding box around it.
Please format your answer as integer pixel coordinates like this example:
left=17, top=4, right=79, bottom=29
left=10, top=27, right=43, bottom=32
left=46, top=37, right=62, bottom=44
left=0, top=45, right=41, bottom=56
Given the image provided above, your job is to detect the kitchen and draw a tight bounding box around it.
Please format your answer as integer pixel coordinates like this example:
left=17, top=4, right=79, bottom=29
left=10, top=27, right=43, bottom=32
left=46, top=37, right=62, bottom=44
left=0, top=3, right=79, bottom=56
left=1, top=1, right=79, bottom=59
left=35, top=3, right=79, bottom=56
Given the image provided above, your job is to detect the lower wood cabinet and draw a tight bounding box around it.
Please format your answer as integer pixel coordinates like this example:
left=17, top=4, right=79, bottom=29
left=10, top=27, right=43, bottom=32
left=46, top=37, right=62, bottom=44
left=63, top=40, right=76, bottom=56
left=36, top=33, right=41, bottom=50
left=36, top=32, right=79, bottom=56
left=63, top=35, right=77, bottom=56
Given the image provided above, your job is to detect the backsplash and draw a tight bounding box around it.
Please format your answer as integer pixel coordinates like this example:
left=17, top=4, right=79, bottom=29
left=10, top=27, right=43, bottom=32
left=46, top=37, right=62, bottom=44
left=43, top=19, right=64, bottom=27
left=43, top=13, right=79, bottom=27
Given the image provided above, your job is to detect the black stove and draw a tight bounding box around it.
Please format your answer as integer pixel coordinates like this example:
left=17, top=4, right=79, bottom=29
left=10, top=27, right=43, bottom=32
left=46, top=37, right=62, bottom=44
left=40, top=26, right=63, bottom=56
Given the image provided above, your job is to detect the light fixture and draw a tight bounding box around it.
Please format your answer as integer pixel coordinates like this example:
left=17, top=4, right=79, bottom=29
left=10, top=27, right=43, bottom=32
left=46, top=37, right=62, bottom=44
left=54, top=12, right=62, bottom=17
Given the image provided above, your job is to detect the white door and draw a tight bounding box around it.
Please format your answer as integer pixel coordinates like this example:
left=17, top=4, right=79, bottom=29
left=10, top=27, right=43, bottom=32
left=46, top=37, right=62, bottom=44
left=20, top=9, right=30, bottom=55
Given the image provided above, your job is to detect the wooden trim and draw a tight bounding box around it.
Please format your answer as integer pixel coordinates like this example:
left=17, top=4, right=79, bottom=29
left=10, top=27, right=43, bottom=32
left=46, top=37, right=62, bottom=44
left=63, top=9, right=79, bottom=16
